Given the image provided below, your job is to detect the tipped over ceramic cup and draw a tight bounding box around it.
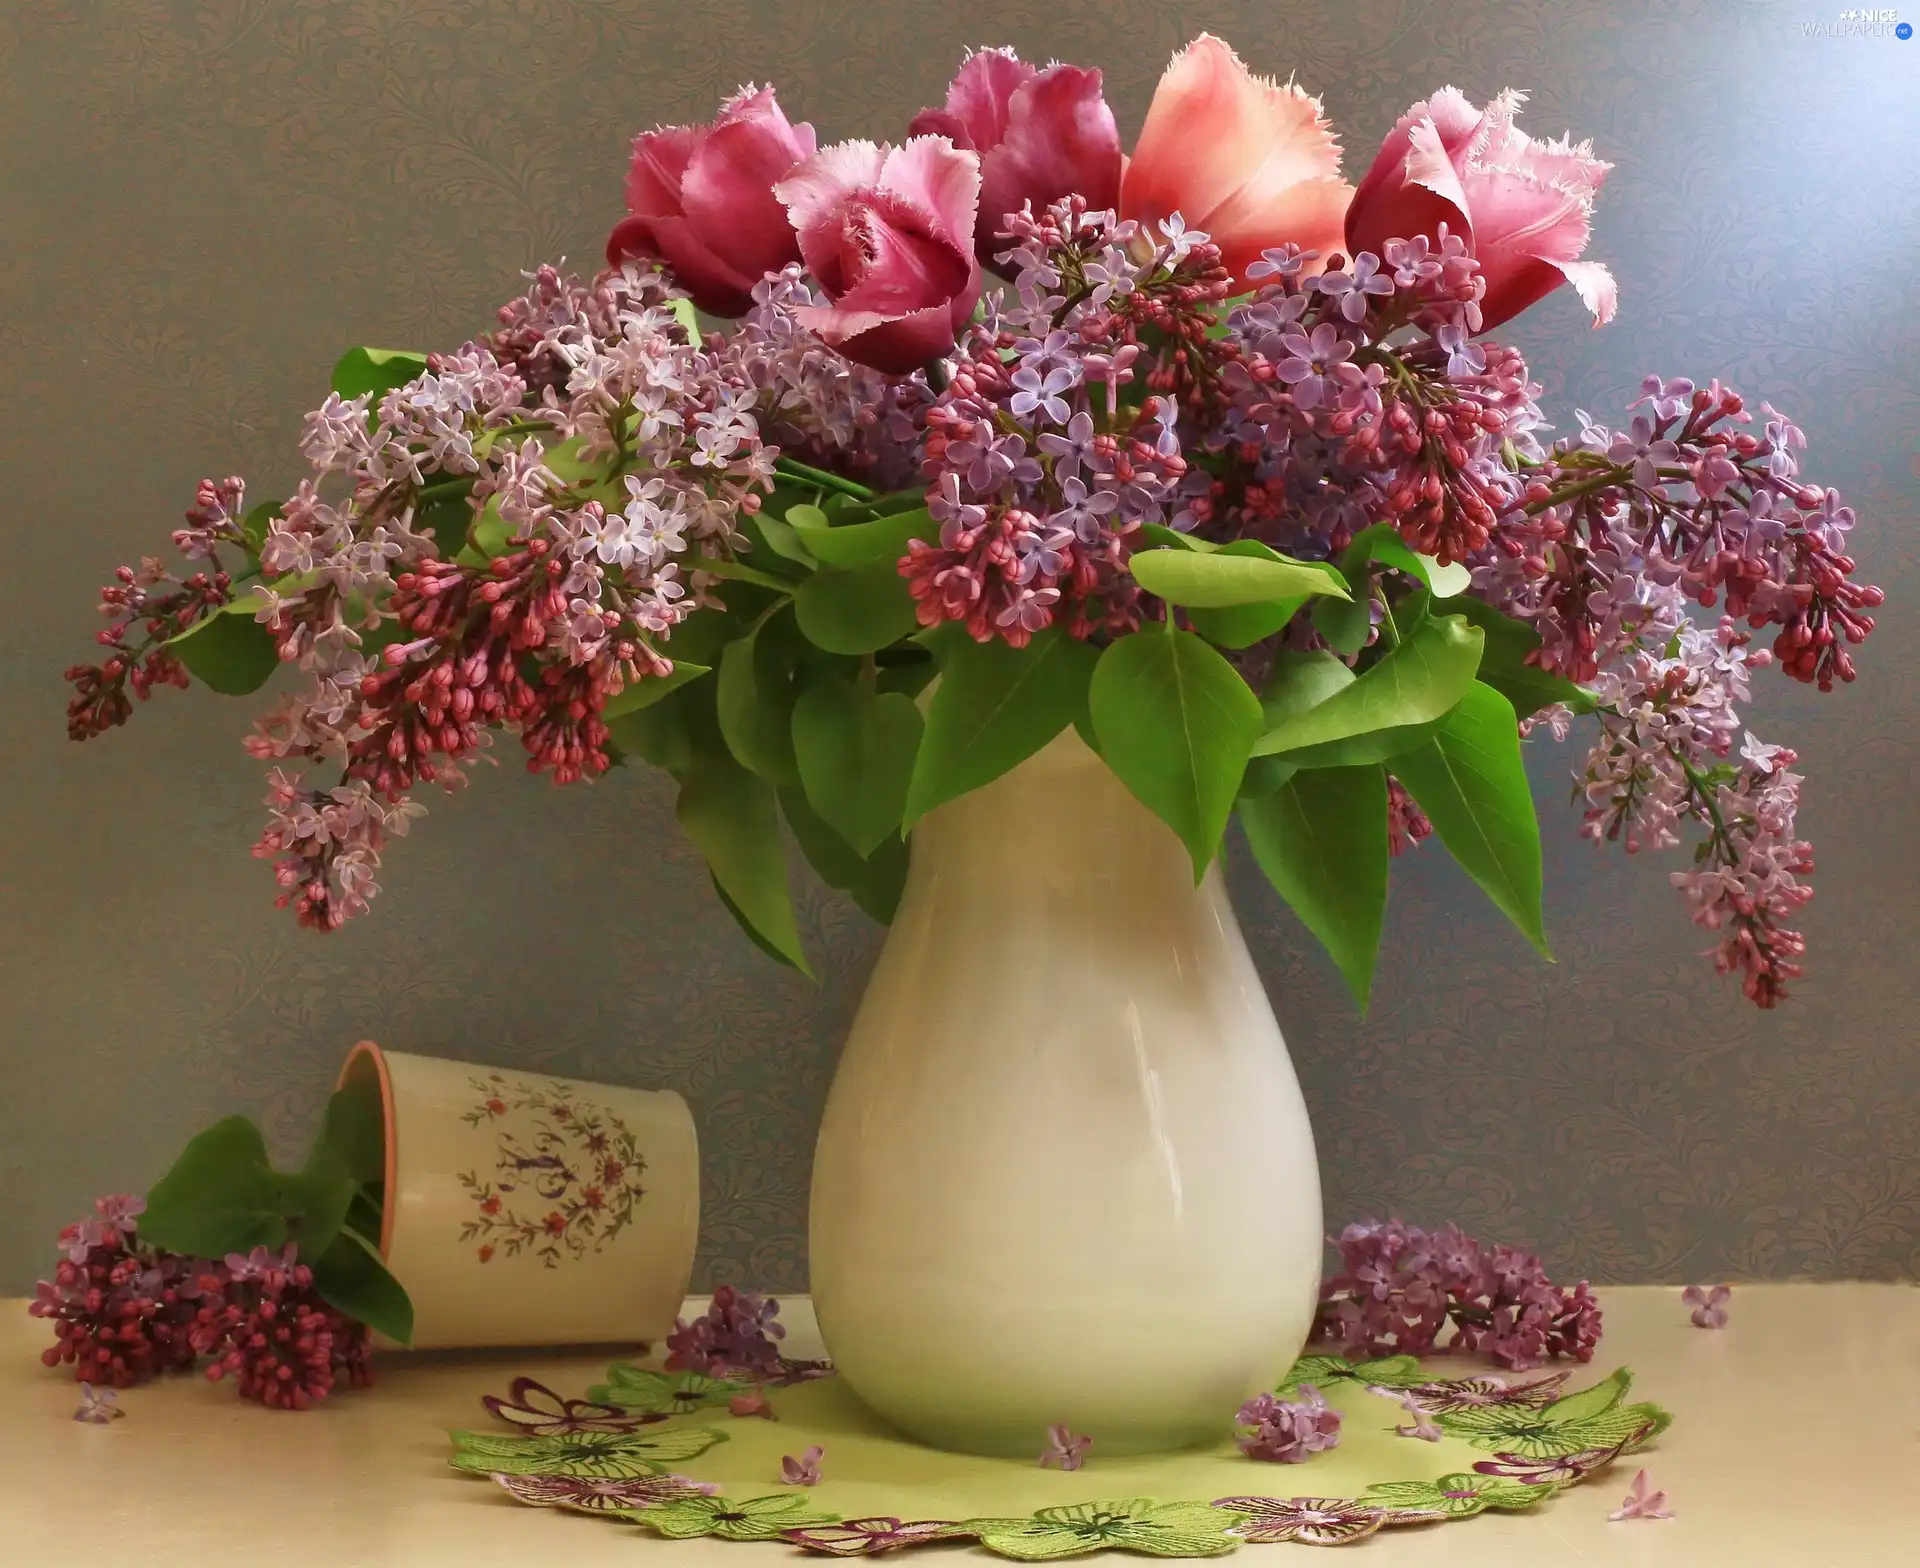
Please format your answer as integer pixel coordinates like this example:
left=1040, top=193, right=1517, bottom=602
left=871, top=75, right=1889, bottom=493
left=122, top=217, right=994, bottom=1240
left=337, top=1042, right=699, bottom=1349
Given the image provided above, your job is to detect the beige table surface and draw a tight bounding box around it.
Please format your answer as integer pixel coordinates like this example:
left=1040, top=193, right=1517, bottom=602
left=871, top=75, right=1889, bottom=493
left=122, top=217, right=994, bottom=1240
left=2, top=1284, right=1915, bottom=1565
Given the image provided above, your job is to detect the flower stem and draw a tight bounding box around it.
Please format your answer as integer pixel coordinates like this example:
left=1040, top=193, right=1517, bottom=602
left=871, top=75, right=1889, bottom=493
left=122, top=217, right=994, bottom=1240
left=773, top=457, right=873, bottom=500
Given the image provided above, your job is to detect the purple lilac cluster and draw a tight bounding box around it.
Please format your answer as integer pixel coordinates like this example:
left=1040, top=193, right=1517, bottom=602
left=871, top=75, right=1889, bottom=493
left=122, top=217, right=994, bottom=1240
left=29, top=1199, right=371, bottom=1409
left=1235, top=1384, right=1344, bottom=1462
left=901, top=198, right=1227, bottom=644
left=1314, top=1218, right=1603, bottom=1372
left=1215, top=225, right=1542, bottom=568
left=1473, top=379, right=1875, bottom=1007
left=662, top=1284, right=787, bottom=1380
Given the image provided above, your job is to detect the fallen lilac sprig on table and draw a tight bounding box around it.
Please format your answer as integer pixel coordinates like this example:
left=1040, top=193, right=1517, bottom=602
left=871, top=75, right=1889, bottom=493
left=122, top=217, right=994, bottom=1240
left=1235, top=1385, right=1343, bottom=1462
left=1315, top=1218, right=1603, bottom=1370
left=666, top=1285, right=787, bottom=1380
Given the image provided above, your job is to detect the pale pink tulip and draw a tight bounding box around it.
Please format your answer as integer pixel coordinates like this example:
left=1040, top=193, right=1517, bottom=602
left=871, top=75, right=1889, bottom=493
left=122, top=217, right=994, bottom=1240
left=1119, top=34, right=1353, bottom=287
left=774, top=136, right=982, bottom=376
left=911, top=47, right=1122, bottom=274
left=1344, top=87, right=1616, bottom=331
left=606, top=86, right=817, bottom=317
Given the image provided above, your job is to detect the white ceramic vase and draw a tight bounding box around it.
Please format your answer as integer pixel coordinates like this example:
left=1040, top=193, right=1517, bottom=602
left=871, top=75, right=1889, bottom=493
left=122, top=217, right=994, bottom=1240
left=809, top=728, right=1324, bottom=1457
left=337, top=1044, right=699, bottom=1349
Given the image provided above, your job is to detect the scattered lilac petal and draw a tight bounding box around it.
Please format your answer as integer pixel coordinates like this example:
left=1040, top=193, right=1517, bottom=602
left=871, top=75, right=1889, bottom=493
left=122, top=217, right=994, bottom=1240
left=1609, top=1468, right=1674, bottom=1521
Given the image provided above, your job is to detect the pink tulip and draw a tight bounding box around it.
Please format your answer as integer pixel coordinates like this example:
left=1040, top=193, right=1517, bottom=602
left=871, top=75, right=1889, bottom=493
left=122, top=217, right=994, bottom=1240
left=1119, top=34, right=1353, bottom=287
left=910, top=47, right=1122, bottom=275
left=1344, top=87, right=1616, bottom=331
left=774, top=136, right=982, bottom=377
left=605, top=86, right=817, bottom=317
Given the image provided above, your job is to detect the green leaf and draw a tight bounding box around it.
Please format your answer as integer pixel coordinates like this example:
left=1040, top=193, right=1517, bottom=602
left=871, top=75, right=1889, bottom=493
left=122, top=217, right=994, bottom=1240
left=686, top=554, right=793, bottom=592
left=1240, top=765, right=1390, bottom=1008
left=1312, top=593, right=1372, bottom=656
left=141, top=1117, right=355, bottom=1260
left=789, top=505, right=936, bottom=569
left=903, top=624, right=1098, bottom=828
left=1183, top=542, right=1335, bottom=649
left=602, top=660, right=710, bottom=721
left=166, top=605, right=281, bottom=695
left=331, top=347, right=428, bottom=403
left=1135, top=522, right=1218, bottom=552
left=780, top=787, right=908, bottom=923
left=874, top=652, right=936, bottom=701
left=607, top=689, right=694, bottom=775
left=310, top=1228, right=413, bottom=1345
left=1419, top=554, right=1473, bottom=597
left=1390, top=681, right=1551, bottom=956
left=1446, top=596, right=1596, bottom=719
left=1252, top=614, right=1485, bottom=764
left=305, top=1084, right=386, bottom=1186
left=708, top=875, right=803, bottom=971
left=413, top=493, right=473, bottom=558
left=820, top=489, right=927, bottom=524
left=717, top=610, right=803, bottom=783
left=791, top=675, right=923, bottom=856
left=240, top=500, right=281, bottom=558
left=792, top=558, right=919, bottom=654
left=1129, top=546, right=1350, bottom=608
left=753, top=512, right=821, bottom=569
left=1090, top=623, right=1265, bottom=879
left=467, top=494, right=515, bottom=560
left=1239, top=652, right=1357, bottom=797
left=676, top=754, right=811, bottom=975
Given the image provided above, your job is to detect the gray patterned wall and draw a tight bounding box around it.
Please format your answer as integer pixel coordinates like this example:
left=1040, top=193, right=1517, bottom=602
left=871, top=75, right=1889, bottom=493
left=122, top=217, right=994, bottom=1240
left=2, top=0, right=1915, bottom=1293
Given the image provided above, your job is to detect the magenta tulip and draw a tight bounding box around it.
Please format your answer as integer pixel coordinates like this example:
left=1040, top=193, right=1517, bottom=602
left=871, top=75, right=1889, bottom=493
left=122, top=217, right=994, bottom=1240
left=1119, top=34, right=1353, bottom=287
left=910, top=47, right=1122, bottom=274
left=1344, top=87, right=1616, bottom=331
left=773, top=136, right=982, bottom=377
left=605, top=86, right=817, bottom=317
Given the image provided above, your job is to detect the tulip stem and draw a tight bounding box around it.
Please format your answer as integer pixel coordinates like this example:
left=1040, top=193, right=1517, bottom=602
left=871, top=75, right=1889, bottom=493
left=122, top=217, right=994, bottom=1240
left=924, top=358, right=951, bottom=394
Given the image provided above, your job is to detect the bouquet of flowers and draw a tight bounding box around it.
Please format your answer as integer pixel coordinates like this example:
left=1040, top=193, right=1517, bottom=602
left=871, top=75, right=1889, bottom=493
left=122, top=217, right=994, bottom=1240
left=65, top=35, right=1880, bottom=1010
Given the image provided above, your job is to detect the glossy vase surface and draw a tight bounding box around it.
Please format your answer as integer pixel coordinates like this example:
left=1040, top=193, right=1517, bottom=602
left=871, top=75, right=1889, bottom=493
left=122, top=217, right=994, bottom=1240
left=808, top=728, right=1323, bottom=1456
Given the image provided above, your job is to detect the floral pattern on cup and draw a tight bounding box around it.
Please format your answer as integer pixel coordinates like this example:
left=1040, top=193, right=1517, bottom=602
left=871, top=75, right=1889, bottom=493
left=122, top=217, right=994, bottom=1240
left=457, top=1073, right=650, bottom=1268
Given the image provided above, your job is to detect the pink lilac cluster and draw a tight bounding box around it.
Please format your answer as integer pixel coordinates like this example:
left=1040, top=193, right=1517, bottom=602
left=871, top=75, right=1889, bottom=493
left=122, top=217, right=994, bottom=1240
left=70, top=261, right=916, bottom=933
left=1578, top=617, right=1814, bottom=1006
left=1235, top=1384, right=1344, bottom=1462
left=62, top=479, right=247, bottom=740
left=29, top=1200, right=372, bottom=1409
left=28, top=1197, right=199, bottom=1387
left=900, top=197, right=1229, bottom=645
left=1314, top=1218, right=1603, bottom=1371
left=187, top=1244, right=373, bottom=1411
left=663, top=1285, right=787, bottom=1379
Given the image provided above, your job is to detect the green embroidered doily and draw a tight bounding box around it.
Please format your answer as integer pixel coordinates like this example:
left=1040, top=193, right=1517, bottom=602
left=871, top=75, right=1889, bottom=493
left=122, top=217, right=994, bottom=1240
left=447, top=1353, right=1671, bottom=1557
